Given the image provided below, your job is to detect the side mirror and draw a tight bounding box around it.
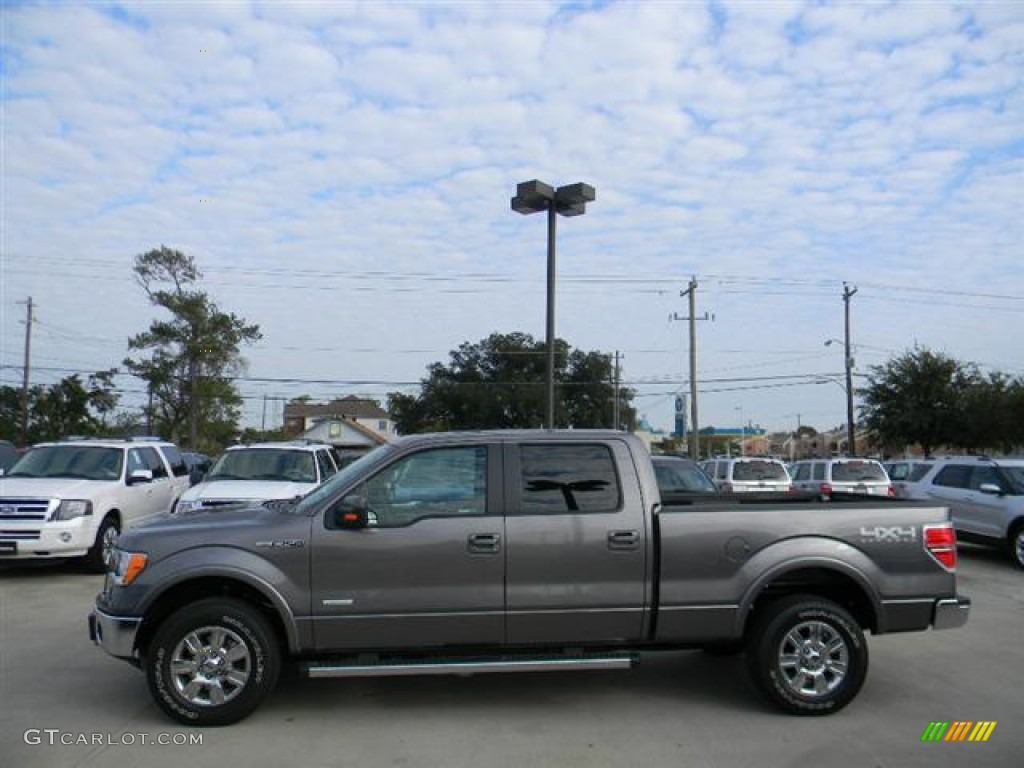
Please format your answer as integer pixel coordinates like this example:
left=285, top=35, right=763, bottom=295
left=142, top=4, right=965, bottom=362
left=127, top=469, right=154, bottom=486
left=189, top=468, right=205, bottom=486
left=978, top=483, right=1004, bottom=496
left=334, top=495, right=369, bottom=530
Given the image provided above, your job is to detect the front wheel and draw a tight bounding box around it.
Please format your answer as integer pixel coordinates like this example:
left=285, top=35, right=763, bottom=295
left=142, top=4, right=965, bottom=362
left=745, top=595, right=867, bottom=715
left=83, top=515, right=119, bottom=573
left=145, top=598, right=281, bottom=726
left=1009, top=524, right=1024, bottom=570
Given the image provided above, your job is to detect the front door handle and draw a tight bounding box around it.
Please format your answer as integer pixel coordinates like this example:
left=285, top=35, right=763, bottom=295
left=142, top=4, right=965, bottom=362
left=608, top=530, right=640, bottom=550
left=467, top=533, right=501, bottom=554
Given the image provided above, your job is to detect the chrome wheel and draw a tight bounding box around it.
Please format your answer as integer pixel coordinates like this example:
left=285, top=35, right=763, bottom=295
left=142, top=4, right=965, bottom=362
left=777, top=620, right=849, bottom=698
left=1013, top=528, right=1024, bottom=569
left=100, top=523, right=119, bottom=569
left=170, top=626, right=252, bottom=707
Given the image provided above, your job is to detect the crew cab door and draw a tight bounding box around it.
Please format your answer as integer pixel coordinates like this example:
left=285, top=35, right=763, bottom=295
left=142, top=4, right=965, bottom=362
left=310, top=443, right=504, bottom=651
left=503, top=440, right=649, bottom=645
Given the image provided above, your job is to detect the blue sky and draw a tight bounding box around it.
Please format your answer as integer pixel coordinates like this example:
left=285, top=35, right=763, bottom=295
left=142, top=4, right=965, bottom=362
left=2, top=1, right=1023, bottom=436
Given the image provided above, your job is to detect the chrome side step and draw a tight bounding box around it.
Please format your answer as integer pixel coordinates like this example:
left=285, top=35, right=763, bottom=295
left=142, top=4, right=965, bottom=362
left=306, top=655, right=636, bottom=679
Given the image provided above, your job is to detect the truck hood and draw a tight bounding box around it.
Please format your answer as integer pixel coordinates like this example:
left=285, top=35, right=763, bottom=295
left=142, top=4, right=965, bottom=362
left=0, top=476, right=112, bottom=499
left=121, top=503, right=307, bottom=556
left=179, top=479, right=314, bottom=503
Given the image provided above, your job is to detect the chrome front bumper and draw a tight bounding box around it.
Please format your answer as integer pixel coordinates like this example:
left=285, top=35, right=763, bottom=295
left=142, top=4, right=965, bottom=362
left=89, top=608, right=142, bottom=660
left=933, top=596, right=971, bottom=630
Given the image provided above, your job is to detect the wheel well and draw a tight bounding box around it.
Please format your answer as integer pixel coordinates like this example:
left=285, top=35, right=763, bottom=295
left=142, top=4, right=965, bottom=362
left=1007, top=517, right=1024, bottom=541
left=135, top=577, right=289, bottom=659
left=103, top=510, right=122, bottom=529
left=745, top=567, right=877, bottom=635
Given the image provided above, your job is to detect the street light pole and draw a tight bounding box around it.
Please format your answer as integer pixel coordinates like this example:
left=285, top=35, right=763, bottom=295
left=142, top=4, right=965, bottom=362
left=511, top=180, right=596, bottom=429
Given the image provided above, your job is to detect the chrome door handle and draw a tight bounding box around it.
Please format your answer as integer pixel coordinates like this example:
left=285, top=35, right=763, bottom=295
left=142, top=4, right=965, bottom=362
left=608, top=530, right=640, bottom=550
left=467, top=533, right=501, bottom=554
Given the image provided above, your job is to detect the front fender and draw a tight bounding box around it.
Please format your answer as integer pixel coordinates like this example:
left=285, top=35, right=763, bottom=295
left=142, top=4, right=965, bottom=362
left=113, top=546, right=307, bottom=653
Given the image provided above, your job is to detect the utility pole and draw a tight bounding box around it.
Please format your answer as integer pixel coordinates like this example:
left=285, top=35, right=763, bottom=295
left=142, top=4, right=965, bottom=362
left=262, top=394, right=268, bottom=432
left=671, top=278, right=711, bottom=459
left=612, top=351, right=621, bottom=430
left=188, top=356, right=199, bottom=448
left=19, top=297, right=34, bottom=446
left=843, top=282, right=858, bottom=456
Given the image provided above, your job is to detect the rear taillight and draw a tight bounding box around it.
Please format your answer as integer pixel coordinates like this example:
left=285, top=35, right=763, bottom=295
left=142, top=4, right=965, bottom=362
left=887, top=485, right=896, bottom=497
left=924, top=523, right=957, bottom=571
left=820, top=483, right=833, bottom=496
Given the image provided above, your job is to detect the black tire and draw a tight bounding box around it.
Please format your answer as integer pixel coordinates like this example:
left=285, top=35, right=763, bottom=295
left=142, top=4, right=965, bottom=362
left=1009, top=523, right=1024, bottom=570
left=83, top=515, right=119, bottom=574
left=145, top=598, right=281, bottom=726
left=745, top=594, right=867, bottom=715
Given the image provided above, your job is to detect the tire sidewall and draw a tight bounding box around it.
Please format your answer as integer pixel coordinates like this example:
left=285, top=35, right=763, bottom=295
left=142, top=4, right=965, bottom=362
left=146, top=599, right=280, bottom=726
left=84, top=515, right=118, bottom=573
left=750, top=598, right=868, bottom=715
left=1010, top=525, right=1024, bottom=569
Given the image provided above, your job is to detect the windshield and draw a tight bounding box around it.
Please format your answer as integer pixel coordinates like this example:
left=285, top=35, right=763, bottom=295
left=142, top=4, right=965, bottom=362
left=207, top=448, right=317, bottom=483
left=653, top=459, right=717, bottom=493
left=732, top=460, right=788, bottom=481
left=6, top=445, right=123, bottom=481
left=295, top=444, right=396, bottom=515
left=831, top=461, right=888, bottom=482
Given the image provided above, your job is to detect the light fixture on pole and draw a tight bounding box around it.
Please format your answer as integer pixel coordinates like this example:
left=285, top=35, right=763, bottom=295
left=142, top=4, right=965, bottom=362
left=825, top=334, right=856, bottom=456
left=511, top=179, right=596, bottom=429
left=735, top=405, right=745, bottom=456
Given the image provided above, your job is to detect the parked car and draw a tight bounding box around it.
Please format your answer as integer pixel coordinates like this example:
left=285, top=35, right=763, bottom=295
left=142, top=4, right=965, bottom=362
left=900, top=456, right=1024, bottom=569
left=700, top=456, right=792, bottom=492
left=651, top=455, right=718, bottom=495
left=883, top=459, right=934, bottom=498
left=0, top=437, right=190, bottom=570
left=790, top=458, right=894, bottom=500
left=90, top=430, right=968, bottom=725
left=172, top=440, right=340, bottom=514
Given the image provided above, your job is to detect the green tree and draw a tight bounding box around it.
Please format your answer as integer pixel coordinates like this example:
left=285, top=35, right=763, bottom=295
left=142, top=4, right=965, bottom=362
left=860, top=347, right=975, bottom=456
left=122, top=247, right=261, bottom=452
left=388, top=332, right=634, bottom=433
left=0, top=373, right=120, bottom=444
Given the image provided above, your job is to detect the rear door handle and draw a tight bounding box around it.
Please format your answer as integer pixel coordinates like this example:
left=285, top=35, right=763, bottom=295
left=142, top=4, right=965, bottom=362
left=608, top=530, right=640, bottom=550
left=467, top=533, right=501, bottom=554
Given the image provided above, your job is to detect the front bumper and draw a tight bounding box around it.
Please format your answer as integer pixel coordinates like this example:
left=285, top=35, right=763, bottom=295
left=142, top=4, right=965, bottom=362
left=0, top=519, right=92, bottom=558
left=933, top=595, right=971, bottom=630
left=89, top=608, right=142, bottom=661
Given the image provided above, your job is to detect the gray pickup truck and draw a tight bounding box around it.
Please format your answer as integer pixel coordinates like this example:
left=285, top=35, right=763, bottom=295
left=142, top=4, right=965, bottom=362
left=89, top=430, right=970, bottom=725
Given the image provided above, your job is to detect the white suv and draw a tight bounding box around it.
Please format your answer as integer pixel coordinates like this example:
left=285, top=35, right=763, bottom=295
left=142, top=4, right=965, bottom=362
left=699, top=457, right=792, bottom=493
left=0, top=437, right=190, bottom=571
left=902, top=456, right=1024, bottom=569
left=173, top=441, right=340, bottom=514
left=790, top=458, right=893, bottom=500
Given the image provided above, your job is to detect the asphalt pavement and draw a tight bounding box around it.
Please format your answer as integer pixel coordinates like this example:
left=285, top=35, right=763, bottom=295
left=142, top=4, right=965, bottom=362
left=1, top=544, right=1020, bottom=768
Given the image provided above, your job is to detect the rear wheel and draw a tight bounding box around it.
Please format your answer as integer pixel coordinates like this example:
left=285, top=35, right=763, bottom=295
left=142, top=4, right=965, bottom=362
left=145, top=598, right=280, bottom=726
left=745, top=595, right=867, bottom=715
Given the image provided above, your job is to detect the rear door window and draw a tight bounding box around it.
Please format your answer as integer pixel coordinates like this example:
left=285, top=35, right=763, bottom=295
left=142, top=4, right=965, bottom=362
left=933, top=465, right=971, bottom=489
left=517, top=444, right=621, bottom=514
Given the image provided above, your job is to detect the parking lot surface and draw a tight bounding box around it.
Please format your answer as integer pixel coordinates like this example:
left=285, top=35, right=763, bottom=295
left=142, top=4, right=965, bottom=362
left=1, top=545, right=1019, bottom=768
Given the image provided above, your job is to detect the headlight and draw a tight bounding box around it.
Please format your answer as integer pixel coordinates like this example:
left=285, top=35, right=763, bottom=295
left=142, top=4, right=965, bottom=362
left=53, top=500, right=93, bottom=521
left=173, top=498, right=203, bottom=514
left=110, top=549, right=148, bottom=586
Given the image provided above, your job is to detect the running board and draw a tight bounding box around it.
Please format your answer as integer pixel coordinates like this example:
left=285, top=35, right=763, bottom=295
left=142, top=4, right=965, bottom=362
left=305, top=654, right=637, bottom=679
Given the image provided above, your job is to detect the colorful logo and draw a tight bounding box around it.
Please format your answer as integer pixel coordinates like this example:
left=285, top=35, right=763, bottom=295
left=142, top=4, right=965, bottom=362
left=921, top=721, right=997, bottom=742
